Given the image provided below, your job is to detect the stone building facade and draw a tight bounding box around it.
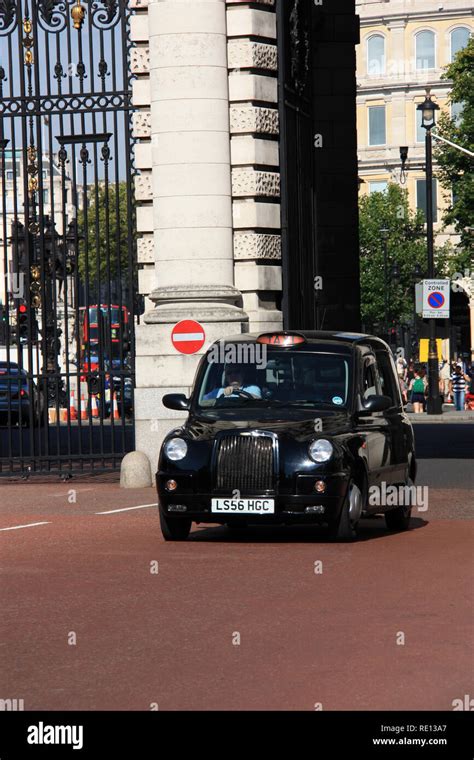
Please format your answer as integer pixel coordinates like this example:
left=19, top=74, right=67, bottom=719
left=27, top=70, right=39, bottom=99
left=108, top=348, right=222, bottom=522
left=356, top=0, right=473, bottom=244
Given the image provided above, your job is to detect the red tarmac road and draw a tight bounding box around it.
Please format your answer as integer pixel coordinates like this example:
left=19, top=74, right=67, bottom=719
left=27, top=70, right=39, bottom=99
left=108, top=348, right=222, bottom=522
left=1, top=483, right=473, bottom=711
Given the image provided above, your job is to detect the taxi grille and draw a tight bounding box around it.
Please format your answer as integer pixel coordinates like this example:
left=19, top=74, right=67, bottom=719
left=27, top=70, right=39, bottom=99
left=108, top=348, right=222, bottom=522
left=215, top=434, right=274, bottom=492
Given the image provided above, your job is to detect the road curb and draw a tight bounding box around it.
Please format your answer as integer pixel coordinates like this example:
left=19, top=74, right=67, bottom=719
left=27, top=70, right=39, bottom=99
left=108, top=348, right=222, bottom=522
left=408, top=414, right=474, bottom=423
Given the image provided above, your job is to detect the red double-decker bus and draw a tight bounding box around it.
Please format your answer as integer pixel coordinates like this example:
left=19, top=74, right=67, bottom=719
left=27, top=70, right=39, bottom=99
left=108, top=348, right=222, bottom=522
left=78, top=305, right=130, bottom=376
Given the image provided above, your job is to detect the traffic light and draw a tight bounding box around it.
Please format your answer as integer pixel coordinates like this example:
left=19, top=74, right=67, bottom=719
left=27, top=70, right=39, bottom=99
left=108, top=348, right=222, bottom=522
left=455, top=325, right=462, bottom=348
left=17, top=302, right=28, bottom=341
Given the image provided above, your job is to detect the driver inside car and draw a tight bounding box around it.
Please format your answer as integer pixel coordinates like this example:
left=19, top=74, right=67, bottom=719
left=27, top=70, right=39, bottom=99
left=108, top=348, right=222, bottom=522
left=218, top=366, right=261, bottom=398
left=202, top=366, right=262, bottom=400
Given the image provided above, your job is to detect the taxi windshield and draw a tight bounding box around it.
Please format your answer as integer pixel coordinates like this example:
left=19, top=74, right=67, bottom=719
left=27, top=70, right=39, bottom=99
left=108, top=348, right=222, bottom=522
left=196, top=350, right=350, bottom=409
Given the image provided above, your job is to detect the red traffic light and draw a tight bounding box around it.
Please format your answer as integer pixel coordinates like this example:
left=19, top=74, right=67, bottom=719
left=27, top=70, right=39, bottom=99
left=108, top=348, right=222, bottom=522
left=18, top=304, right=27, bottom=314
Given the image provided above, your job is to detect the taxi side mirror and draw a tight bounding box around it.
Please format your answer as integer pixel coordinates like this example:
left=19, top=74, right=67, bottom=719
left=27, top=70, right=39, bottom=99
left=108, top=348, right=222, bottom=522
left=360, top=394, right=392, bottom=414
left=162, top=393, right=190, bottom=411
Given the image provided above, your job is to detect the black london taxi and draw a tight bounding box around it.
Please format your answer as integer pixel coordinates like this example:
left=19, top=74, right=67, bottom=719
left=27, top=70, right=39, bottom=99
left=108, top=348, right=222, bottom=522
left=156, top=331, right=416, bottom=541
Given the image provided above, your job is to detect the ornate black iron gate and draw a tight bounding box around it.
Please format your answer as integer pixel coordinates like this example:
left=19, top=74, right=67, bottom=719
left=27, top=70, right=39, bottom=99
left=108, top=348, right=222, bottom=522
left=0, top=0, right=137, bottom=477
left=277, top=0, right=317, bottom=330
left=277, top=0, right=361, bottom=332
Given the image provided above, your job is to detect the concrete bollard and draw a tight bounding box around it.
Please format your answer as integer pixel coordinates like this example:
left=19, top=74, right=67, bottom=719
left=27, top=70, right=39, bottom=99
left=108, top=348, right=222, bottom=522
left=120, top=450, right=153, bottom=489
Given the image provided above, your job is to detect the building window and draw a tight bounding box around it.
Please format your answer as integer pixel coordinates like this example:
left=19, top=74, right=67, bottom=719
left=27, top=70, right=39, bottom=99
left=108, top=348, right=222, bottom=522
left=415, top=30, right=436, bottom=70
left=6, top=170, right=14, bottom=180
left=367, top=34, right=385, bottom=76
left=43, top=189, right=49, bottom=204
left=369, top=181, right=388, bottom=194
left=416, top=179, right=438, bottom=223
left=416, top=106, right=425, bottom=143
left=451, top=101, right=464, bottom=124
left=368, top=106, right=386, bottom=146
left=450, top=27, right=470, bottom=61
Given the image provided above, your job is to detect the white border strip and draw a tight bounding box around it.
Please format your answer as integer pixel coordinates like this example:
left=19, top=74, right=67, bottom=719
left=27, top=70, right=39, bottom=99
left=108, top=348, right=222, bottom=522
left=95, top=503, right=158, bottom=515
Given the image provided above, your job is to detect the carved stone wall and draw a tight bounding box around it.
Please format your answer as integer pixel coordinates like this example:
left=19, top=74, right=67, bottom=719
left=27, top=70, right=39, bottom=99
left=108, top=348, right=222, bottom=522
left=131, top=1, right=153, bottom=303
left=130, top=46, right=150, bottom=74
left=226, top=0, right=283, bottom=332
left=230, top=105, right=279, bottom=135
left=132, top=111, right=151, bottom=139
left=234, top=233, right=281, bottom=261
left=228, top=41, right=278, bottom=71
left=232, top=169, right=280, bottom=198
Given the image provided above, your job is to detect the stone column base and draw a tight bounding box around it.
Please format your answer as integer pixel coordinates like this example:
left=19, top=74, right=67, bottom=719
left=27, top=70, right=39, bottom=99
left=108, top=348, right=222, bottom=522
left=131, top=285, right=249, bottom=478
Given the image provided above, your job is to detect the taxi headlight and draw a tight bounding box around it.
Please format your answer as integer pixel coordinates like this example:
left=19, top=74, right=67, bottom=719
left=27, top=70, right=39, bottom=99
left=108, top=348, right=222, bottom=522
left=164, top=437, right=188, bottom=461
left=309, top=439, right=333, bottom=463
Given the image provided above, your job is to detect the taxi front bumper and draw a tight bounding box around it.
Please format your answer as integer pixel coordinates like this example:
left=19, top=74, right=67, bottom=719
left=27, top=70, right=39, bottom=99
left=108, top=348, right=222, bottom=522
left=156, top=471, right=350, bottom=524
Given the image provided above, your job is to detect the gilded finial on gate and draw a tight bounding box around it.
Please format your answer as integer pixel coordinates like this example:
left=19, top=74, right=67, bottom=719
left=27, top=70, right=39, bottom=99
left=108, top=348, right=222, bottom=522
left=71, top=0, right=86, bottom=31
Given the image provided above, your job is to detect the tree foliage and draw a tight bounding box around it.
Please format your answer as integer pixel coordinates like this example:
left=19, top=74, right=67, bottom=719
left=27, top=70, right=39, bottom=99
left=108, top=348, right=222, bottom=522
left=77, top=182, right=132, bottom=295
left=359, top=184, right=448, bottom=329
left=434, top=36, right=474, bottom=253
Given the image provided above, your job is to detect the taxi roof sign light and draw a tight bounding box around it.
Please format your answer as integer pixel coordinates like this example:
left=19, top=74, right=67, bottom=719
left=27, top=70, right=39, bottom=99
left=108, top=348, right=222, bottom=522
left=257, top=332, right=306, bottom=347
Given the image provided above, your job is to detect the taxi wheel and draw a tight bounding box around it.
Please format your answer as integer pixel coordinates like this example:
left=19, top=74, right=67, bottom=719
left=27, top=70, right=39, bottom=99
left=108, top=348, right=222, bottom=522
left=226, top=522, right=249, bottom=536
left=385, top=477, right=413, bottom=532
left=328, top=481, right=358, bottom=542
left=385, top=506, right=411, bottom=531
left=159, top=507, right=191, bottom=541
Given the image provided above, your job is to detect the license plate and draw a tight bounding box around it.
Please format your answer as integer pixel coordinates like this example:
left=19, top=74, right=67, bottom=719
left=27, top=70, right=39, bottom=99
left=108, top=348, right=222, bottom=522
left=211, top=498, right=275, bottom=515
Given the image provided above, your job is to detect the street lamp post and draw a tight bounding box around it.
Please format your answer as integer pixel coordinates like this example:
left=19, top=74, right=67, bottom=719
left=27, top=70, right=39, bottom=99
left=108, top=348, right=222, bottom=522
left=380, top=227, right=390, bottom=335
left=399, top=145, right=408, bottom=184
left=411, top=263, right=424, bottom=361
left=380, top=228, right=390, bottom=335
left=379, top=228, right=401, bottom=345
left=417, top=91, right=443, bottom=414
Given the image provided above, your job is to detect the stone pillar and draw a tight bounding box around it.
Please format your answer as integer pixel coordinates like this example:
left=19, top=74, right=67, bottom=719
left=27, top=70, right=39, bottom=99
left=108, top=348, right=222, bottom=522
left=132, top=0, right=248, bottom=473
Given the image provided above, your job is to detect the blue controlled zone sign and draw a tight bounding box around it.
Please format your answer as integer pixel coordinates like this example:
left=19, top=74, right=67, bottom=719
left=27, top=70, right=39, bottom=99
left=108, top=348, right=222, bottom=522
left=422, top=280, right=450, bottom=319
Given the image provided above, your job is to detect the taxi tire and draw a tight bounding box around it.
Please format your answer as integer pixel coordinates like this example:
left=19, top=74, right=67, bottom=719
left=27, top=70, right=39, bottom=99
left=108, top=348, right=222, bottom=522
left=385, top=477, right=413, bottom=532
left=226, top=522, right=249, bottom=536
left=328, top=481, right=357, bottom=542
left=159, top=507, right=191, bottom=541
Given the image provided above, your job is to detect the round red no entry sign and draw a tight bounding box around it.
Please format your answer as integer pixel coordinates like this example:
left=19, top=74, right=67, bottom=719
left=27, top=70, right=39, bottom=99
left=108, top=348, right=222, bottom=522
left=171, top=320, right=206, bottom=354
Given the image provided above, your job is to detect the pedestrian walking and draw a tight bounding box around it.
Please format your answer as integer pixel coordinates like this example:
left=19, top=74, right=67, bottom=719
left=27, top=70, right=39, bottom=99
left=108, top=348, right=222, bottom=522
left=419, top=366, right=429, bottom=412
left=396, top=356, right=408, bottom=404
left=439, top=359, right=450, bottom=403
left=408, top=367, right=427, bottom=414
left=449, top=364, right=470, bottom=411
left=465, top=364, right=474, bottom=410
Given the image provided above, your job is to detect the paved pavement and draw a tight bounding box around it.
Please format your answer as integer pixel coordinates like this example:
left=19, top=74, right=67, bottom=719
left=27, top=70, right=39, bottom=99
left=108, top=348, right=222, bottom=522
left=0, top=423, right=472, bottom=710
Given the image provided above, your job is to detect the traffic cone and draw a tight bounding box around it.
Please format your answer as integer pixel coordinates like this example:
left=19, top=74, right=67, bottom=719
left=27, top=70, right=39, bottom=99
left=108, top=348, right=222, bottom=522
left=60, top=407, right=68, bottom=423
left=80, top=394, right=88, bottom=420
left=111, top=390, right=120, bottom=420
left=69, top=390, right=78, bottom=421
left=91, top=394, right=99, bottom=419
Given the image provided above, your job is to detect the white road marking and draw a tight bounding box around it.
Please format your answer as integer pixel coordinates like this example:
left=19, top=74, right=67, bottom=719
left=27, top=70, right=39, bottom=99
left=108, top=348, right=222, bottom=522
left=95, top=503, right=158, bottom=515
left=0, top=521, right=51, bottom=532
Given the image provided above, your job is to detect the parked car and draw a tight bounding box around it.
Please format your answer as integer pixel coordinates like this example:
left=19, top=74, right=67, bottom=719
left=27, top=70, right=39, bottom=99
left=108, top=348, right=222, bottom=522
left=156, top=331, right=417, bottom=541
left=0, top=361, right=43, bottom=427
